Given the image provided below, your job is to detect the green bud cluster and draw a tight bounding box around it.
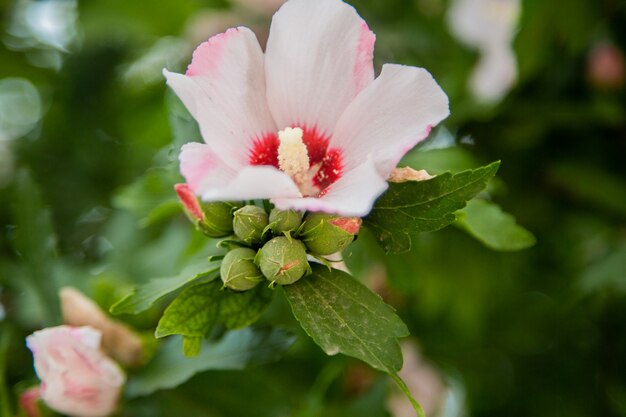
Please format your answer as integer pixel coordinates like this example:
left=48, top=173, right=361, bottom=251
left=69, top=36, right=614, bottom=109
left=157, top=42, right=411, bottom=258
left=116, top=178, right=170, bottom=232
left=176, top=192, right=362, bottom=291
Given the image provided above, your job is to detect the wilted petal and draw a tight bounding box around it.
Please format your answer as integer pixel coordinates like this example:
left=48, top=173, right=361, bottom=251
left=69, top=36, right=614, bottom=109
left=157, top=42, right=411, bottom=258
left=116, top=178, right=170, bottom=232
left=330, top=64, right=449, bottom=176
left=265, top=0, right=375, bottom=134
left=164, top=27, right=276, bottom=168
left=273, top=157, right=388, bottom=217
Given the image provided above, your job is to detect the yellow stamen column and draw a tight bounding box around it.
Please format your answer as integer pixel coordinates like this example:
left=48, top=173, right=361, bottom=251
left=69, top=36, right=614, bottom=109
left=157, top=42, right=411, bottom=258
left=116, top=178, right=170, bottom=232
left=277, top=127, right=310, bottom=185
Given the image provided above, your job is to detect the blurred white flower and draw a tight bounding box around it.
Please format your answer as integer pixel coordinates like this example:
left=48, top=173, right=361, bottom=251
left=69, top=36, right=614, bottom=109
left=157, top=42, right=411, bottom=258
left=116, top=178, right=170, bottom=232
left=447, top=0, right=521, bottom=103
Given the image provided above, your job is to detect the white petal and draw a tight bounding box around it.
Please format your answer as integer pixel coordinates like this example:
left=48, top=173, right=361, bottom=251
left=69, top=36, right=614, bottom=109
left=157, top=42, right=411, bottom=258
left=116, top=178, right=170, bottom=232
left=265, top=0, right=375, bottom=134
left=179, top=142, right=237, bottom=193
left=164, top=27, right=276, bottom=169
left=272, top=158, right=388, bottom=217
left=201, top=165, right=301, bottom=201
left=330, top=64, right=449, bottom=175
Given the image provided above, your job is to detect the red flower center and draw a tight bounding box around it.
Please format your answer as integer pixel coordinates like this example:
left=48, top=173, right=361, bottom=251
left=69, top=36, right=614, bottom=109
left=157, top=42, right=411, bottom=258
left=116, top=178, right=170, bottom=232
left=249, top=125, right=343, bottom=196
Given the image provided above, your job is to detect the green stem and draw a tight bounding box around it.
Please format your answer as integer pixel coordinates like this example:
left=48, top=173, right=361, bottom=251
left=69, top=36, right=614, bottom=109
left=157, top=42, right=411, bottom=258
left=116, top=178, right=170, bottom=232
left=390, top=373, right=426, bottom=417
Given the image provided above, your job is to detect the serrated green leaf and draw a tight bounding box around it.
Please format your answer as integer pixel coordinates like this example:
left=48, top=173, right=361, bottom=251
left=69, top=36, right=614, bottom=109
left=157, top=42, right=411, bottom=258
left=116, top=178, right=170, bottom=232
left=110, top=259, right=218, bottom=315
left=283, top=264, right=409, bottom=374
left=364, top=161, right=500, bottom=254
left=155, top=281, right=221, bottom=339
left=126, top=328, right=296, bottom=398
left=156, top=281, right=274, bottom=346
left=182, top=336, right=202, bottom=357
left=218, top=284, right=274, bottom=329
left=456, top=199, right=536, bottom=251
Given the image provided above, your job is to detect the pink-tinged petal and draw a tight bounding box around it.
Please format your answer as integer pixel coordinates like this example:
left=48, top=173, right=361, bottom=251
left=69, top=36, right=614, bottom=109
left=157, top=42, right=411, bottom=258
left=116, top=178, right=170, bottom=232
left=330, top=64, right=449, bottom=175
left=265, top=0, right=375, bottom=134
left=179, top=142, right=237, bottom=194
left=200, top=165, right=302, bottom=201
left=164, top=27, right=276, bottom=168
left=272, top=158, right=388, bottom=217
left=181, top=143, right=300, bottom=201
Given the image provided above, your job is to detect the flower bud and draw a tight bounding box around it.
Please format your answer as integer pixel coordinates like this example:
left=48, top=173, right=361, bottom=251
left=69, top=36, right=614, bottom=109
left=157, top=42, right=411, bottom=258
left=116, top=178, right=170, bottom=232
left=233, top=205, right=269, bottom=244
left=257, top=236, right=309, bottom=285
left=175, top=183, right=203, bottom=223
left=300, top=213, right=362, bottom=255
left=19, top=387, right=42, bottom=417
left=199, top=201, right=239, bottom=237
left=269, top=208, right=303, bottom=234
left=175, top=184, right=237, bottom=237
left=220, top=247, right=264, bottom=291
left=60, top=287, right=144, bottom=368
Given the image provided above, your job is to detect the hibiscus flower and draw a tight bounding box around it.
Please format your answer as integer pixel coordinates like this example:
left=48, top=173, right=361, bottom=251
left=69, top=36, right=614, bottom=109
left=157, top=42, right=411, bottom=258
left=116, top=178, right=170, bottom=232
left=164, top=0, right=449, bottom=217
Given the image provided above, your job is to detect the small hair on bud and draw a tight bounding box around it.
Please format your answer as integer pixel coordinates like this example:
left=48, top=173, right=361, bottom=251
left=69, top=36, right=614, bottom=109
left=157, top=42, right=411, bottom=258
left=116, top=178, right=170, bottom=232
left=220, top=247, right=264, bottom=291
left=257, top=236, right=309, bottom=285
left=233, top=205, right=269, bottom=245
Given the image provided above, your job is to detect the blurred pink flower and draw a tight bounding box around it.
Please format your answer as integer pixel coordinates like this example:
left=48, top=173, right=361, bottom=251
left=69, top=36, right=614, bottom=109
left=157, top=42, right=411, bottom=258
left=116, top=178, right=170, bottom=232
left=26, top=326, right=125, bottom=417
left=587, top=42, right=626, bottom=90
left=165, top=0, right=449, bottom=217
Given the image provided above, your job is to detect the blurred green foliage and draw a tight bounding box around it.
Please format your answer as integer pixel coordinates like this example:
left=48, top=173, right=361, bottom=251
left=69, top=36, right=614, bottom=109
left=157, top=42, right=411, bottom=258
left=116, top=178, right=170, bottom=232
left=1, top=0, right=625, bottom=416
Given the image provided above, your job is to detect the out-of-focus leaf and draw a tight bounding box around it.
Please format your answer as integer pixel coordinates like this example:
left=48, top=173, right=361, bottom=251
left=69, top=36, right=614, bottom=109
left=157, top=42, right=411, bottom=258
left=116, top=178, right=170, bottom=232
left=579, top=242, right=626, bottom=294
left=401, top=147, right=479, bottom=174
left=113, top=167, right=181, bottom=227
left=284, top=264, right=409, bottom=374
left=126, top=328, right=296, bottom=398
left=456, top=199, right=536, bottom=251
left=110, top=259, right=218, bottom=315
left=365, top=162, right=500, bottom=254
left=166, top=90, right=202, bottom=157
left=548, top=161, right=626, bottom=218
left=11, top=170, right=60, bottom=323
left=0, top=326, right=12, bottom=417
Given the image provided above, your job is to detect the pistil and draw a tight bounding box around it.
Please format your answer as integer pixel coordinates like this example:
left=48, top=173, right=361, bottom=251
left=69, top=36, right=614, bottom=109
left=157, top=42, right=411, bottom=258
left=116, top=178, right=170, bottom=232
left=277, top=127, right=310, bottom=185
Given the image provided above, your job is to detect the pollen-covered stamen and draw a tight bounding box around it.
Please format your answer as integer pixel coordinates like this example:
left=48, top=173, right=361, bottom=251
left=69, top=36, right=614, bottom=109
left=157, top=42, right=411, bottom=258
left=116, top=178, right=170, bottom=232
left=277, top=127, right=310, bottom=183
